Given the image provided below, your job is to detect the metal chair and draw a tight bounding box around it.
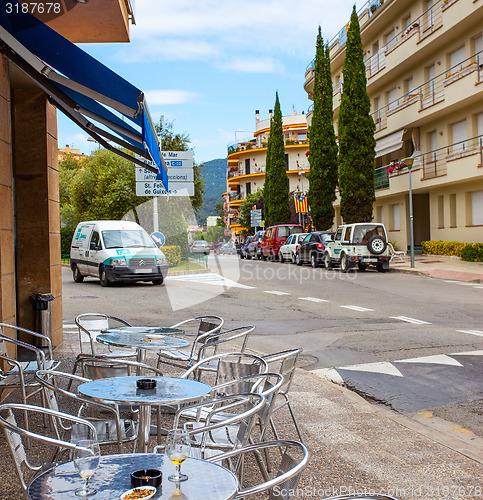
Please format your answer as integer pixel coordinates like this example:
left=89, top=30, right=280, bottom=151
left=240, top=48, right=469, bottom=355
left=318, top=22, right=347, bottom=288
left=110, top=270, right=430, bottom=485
left=156, top=392, right=265, bottom=459
left=388, top=242, right=405, bottom=262
left=261, top=348, right=304, bottom=443
left=207, top=439, right=309, bottom=500
left=181, top=352, right=268, bottom=387
left=156, top=315, right=224, bottom=370
left=0, top=323, right=61, bottom=430
left=74, top=313, right=138, bottom=359
left=35, top=369, right=136, bottom=453
left=0, top=402, right=98, bottom=494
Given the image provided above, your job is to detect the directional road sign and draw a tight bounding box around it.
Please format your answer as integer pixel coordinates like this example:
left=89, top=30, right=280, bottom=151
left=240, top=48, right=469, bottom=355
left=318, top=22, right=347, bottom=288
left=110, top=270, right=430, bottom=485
left=136, top=182, right=194, bottom=197
left=136, top=167, right=194, bottom=182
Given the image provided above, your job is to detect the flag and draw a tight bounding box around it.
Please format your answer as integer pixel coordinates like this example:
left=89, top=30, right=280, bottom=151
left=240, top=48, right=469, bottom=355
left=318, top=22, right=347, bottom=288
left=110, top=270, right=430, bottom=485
left=294, top=195, right=308, bottom=214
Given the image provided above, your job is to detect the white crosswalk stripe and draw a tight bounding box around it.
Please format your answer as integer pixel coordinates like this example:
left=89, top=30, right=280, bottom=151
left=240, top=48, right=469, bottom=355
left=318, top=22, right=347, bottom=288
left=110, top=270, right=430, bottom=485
left=390, top=316, right=431, bottom=325
left=457, top=330, right=483, bottom=337
left=299, top=297, right=329, bottom=303
left=166, top=273, right=255, bottom=289
left=340, top=305, right=374, bottom=312
left=263, top=291, right=291, bottom=296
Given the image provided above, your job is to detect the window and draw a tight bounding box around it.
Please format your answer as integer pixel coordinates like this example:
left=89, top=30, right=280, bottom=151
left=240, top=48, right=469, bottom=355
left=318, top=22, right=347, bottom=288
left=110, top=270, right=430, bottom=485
left=426, top=0, right=434, bottom=28
left=438, top=195, right=444, bottom=228
left=450, top=194, right=457, bottom=227
left=386, top=29, right=396, bottom=50
left=428, top=130, right=437, bottom=153
left=477, top=112, right=483, bottom=137
left=451, top=119, right=467, bottom=153
left=371, top=41, right=380, bottom=74
left=90, top=231, right=101, bottom=250
left=377, top=206, right=384, bottom=223
left=475, top=34, right=483, bottom=54
left=343, top=227, right=351, bottom=241
left=471, top=191, right=483, bottom=225
left=404, top=15, right=412, bottom=28
left=246, top=182, right=251, bottom=196
left=449, top=46, right=466, bottom=71
left=245, top=158, right=250, bottom=175
left=404, top=77, right=414, bottom=94
left=335, top=228, right=343, bottom=241
left=427, top=64, right=436, bottom=96
left=387, top=88, right=397, bottom=111
left=392, top=204, right=400, bottom=230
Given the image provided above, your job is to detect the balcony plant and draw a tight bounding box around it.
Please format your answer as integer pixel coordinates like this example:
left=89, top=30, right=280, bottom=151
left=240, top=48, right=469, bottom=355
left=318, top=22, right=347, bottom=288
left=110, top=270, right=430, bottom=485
left=386, top=160, right=407, bottom=173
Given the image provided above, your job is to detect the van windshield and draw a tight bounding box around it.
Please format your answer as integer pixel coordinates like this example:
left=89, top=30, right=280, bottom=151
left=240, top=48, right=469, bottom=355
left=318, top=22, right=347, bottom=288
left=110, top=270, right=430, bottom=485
left=102, top=230, right=155, bottom=249
left=277, top=226, right=303, bottom=237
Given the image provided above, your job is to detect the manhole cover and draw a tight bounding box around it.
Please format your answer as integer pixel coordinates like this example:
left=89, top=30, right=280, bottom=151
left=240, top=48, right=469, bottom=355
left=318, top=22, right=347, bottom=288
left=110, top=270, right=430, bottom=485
left=71, top=296, right=99, bottom=299
left=297, top=354, right=318, bottom=369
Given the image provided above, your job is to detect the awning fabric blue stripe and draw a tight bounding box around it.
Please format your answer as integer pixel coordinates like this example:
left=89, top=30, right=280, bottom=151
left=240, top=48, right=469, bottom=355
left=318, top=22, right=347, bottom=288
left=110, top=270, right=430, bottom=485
left=0, top=2, right=168, bottom=188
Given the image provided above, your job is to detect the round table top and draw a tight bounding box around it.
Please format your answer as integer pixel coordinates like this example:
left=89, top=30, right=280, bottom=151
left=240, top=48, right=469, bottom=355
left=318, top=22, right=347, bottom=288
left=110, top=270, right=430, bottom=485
left=78, top=376, right=211, bottom=406
left=27, top=453, right=238, bottom=500
left=102, top=326, right=184, bottom=335
left=96, top=331, right=190, bottom=351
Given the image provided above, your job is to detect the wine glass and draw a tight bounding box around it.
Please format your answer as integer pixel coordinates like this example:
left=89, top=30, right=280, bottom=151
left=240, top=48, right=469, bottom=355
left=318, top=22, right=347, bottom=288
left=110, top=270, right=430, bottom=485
left=165, top=429, right=191, bottom=482
left=73, top=439, right=100, bottom=497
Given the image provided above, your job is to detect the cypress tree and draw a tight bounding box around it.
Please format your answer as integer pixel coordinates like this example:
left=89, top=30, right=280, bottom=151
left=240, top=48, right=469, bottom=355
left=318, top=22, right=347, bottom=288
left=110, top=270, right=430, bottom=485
left=307, top=27, right=339, bottom=230
left=265, top=92, right=291, bottom=226
left=338, top=6, right=376, bottom=223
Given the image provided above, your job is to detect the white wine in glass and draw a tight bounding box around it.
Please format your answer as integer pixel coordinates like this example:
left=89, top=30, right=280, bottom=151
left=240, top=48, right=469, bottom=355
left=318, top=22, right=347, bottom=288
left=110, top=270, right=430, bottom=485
left=73, top=439, right=100, bottom=497
left=166, top=429, right=191, bottom=482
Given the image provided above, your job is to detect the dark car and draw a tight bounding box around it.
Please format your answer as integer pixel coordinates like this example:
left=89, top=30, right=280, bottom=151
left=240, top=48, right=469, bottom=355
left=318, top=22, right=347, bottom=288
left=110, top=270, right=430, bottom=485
left=246, top=230, right=265, bottom=260
left=295, top=231, right=334, bottom=268
left=239, top=236, right=253, bottom=259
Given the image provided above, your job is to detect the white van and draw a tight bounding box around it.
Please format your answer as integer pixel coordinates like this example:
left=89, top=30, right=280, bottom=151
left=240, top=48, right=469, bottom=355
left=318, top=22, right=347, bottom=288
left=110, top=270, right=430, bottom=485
left=70, top=220, right=168, bottom=286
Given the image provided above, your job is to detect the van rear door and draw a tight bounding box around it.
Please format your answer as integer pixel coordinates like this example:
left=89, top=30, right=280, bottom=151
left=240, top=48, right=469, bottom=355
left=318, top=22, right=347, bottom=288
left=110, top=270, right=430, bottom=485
left=71, top=224, right=93, bottom=274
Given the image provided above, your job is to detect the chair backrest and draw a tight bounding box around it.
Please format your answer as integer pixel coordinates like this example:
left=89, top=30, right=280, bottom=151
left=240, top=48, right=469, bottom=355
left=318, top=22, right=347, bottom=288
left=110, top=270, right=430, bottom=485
left=0, top=322, right=53, bottom=364
left=181, top=352, right=268, bottom=386
left=0, top=403, right=98, bottom=492
left=75, top=313, right=132, bottom=355
left=73, top=355, right=163, bottom=380
left=262, top=348, right=302, bottom=395
left=207, top=439, right=309, bottom=500
left=196, top=325, right=255, bottom=361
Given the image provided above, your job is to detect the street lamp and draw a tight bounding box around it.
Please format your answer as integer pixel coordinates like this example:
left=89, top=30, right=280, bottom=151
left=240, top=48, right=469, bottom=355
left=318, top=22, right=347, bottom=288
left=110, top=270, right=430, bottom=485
left=402, top=156, right=415, bottom=268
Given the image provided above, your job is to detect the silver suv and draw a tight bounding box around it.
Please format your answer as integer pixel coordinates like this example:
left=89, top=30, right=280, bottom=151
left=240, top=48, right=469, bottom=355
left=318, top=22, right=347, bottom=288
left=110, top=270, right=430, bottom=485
left=324, top=223, right=390, bottom=272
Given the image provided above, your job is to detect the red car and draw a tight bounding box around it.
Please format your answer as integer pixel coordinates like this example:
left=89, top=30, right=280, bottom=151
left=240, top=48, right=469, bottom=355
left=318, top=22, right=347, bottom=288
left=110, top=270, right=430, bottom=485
left=260, top=224, right=304, bottom=261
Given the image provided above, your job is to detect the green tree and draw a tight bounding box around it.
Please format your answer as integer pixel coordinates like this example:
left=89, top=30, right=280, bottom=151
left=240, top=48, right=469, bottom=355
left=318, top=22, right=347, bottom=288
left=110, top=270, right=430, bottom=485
left=155, top=116, right=204, bottom=213
left=238, top=190, right=264, bottom=234
left=307, top=28, right=339, bottom=230
left=205, top=224, right=224, bottom=243
left=338, top=6, right=376, bottom=223
left=265, top=92, right=291, bottom=227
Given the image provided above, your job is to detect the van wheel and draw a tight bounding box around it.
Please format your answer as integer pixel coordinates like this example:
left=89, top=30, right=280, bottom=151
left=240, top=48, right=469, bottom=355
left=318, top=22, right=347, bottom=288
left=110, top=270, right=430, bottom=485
left=99, top=267, right=112, bottom=287
left=340, top=253, right=352, bottom=273
left=72, top=265, right=84, bottom=283
left=152, top=278, right=164, bottom=285
left=324, top=253, right=333, bottom=270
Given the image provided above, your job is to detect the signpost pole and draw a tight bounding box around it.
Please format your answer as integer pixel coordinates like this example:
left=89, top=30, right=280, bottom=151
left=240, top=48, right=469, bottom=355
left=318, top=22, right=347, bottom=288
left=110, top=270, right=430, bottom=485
left=153, top=197, right=159, bottom=232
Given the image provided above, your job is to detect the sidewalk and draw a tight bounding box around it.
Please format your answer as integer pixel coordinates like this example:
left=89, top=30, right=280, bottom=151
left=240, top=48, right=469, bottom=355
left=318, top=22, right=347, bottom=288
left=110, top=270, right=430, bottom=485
left=389, top=252, right=483, bottom=283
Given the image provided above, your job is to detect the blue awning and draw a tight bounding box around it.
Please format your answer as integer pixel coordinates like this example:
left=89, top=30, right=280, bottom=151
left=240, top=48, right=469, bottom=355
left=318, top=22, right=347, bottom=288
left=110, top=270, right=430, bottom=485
left=0, top=2, right=168, bottom=189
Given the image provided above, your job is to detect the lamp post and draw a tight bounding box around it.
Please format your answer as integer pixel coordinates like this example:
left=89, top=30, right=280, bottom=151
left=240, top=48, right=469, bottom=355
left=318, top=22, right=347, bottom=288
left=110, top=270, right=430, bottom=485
left=402, top=157, right=415, bottom=267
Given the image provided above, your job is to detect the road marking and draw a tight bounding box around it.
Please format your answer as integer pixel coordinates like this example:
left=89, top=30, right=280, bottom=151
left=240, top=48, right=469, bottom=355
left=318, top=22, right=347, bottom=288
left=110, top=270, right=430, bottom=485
left=457, top=330, right=483, bottom=337
left=456, top=282, right=478, bottom=286
left=334, top=361, right=404, bottom=377
left=340, top=305, right=375, bottom=312
left=450, top=350, right=483, bottom=356
left=443, top=280, right=458, bottom=283
left=166, top=273, right=255, bottom=289
left=62, top=323, right=77, bottom=331
left=299, top=297, right=329, bottom=303
left=263, top=290, right=291, bottom=296
left=474, top=286, right=483, bottom=289
left=397, top=354, right=463, bottom=366
left=389, top=316, right=431, bottom=325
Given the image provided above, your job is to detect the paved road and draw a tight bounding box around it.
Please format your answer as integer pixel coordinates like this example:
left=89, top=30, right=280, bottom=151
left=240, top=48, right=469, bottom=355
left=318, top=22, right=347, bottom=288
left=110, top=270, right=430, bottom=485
left=62, top=255, right=483, bottom=436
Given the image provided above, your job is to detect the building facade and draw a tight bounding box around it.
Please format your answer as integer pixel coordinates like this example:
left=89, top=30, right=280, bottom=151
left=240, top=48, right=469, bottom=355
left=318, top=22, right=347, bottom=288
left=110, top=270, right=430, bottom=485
left=304, top=0, right=483, bottom=250
left=225, top=111, right=309, bottom=236
left=0, top=2, right=135, bottom=349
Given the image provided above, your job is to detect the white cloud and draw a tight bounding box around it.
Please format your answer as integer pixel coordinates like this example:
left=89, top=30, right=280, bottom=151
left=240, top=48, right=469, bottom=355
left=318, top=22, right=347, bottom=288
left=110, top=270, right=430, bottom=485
left=144, top=89, right=199, bottom=106
left=219, top=57, right=284, bottom=74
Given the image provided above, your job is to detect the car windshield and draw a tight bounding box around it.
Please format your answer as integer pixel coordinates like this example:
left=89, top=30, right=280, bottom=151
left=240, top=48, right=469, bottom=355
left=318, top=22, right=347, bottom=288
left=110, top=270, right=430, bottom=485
left=352, top=225, right=386, bottom=243
left=278, top=226, right=302, bottom=237
left=320, top=233, right=334, bottom=243
left=102, top=230, right=155, bottom=249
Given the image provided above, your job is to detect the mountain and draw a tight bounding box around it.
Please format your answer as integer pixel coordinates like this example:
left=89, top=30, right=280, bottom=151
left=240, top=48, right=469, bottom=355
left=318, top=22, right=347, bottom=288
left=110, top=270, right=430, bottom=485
left=197, top=158, right=227, bottom=225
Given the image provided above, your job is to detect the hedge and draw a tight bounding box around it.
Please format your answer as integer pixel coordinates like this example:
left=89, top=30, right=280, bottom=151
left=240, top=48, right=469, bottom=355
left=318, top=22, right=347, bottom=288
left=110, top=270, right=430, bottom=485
left=162, top=245, right=181, bottom=267
left=421, top=240, right=483, bottom=262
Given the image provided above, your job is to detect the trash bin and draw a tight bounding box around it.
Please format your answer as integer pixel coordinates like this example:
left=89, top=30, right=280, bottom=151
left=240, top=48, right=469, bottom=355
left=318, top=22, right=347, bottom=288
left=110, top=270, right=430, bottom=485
left=30, top=293, right=55, bottom=347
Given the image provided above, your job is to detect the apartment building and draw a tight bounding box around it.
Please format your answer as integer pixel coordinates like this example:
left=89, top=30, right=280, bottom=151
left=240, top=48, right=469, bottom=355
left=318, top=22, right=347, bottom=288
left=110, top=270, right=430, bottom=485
left=304, top=0, right=483, bottom=250
left=0, top=2, right=162, bottom=347
left=225, top=111, right=309, bottom=236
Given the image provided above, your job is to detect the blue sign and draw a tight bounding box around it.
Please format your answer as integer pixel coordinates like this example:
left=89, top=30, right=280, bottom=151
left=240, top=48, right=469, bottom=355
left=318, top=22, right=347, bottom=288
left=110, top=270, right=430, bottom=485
left=170, top=160, right=183, bottom=167
left=151, top=231, right=166, bottom=248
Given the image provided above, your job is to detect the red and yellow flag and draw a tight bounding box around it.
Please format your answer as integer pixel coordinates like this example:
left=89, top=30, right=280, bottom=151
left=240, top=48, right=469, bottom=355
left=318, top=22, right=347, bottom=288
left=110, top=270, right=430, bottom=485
left=294, top=195, right=308, bottom=214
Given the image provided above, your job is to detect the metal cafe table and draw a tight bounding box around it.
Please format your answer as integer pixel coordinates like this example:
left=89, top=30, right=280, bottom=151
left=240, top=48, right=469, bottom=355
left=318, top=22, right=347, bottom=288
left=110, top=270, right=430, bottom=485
left=27, top=453, right=238, bottom=500
left=78, top=376, right=211, bottom=453
left=97, top=326, right=189, bottom=364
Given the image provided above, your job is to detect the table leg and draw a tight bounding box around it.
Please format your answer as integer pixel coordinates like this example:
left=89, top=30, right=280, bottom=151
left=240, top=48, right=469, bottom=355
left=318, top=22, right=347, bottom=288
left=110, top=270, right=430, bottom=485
left=136, top=404, right=152, bottom=453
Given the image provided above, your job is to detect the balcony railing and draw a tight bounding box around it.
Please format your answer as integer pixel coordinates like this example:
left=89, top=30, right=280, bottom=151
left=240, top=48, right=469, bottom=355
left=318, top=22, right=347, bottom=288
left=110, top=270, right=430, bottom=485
left=229, top=193, right=245, bottom=202
left=374, top=134, right=483, bottom=188
left=371, top=50, right=483, bottom=132
left=227, top=139, right=308, bottom=156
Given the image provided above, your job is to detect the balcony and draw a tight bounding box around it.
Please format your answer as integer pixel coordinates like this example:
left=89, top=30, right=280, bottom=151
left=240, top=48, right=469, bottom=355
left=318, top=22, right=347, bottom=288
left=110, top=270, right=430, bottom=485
left=227, top=138, right=308, bottom=157
left=371, top=50, right=483, bottom=133
left=229, top=192, right=245, bottom=202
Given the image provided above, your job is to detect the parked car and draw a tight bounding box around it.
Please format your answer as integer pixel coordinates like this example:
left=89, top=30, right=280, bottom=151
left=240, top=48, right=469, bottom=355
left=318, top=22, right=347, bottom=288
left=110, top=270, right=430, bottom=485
left=261, top=224, right=304, bottom=261
left=219, top=242, right=237, bottom=255
left=246, top=230, right=265, bottom=260
left=295, top=231, right=334, bottom=268
left=324, top=222, right=390, bottom=272
left=239, top=236, right=253, bottom=259
left=206, top=241, right=215, bottom=251
left=279, top=233, right=308, bottom=263
left=189, top=240, right=210, bottom=255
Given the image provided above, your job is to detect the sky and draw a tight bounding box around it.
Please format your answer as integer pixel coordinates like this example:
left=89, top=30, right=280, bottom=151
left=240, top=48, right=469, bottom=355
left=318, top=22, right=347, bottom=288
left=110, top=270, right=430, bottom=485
left=57, top=0, right=358, bottom=165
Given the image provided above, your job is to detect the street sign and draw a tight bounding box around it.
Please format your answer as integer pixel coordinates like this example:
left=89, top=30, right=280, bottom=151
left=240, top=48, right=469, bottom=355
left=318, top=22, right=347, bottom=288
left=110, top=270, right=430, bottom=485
left=136, top=167, right=194, bottom=182
left=150, top=231, right=166, bottom=247
left=136, top=182, right=194, bottom=197
left=164, top=159, right=193, bottom=169
left=250, top=209, right=262, bottom=226
left=161, top=151, right=193, bottom=160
